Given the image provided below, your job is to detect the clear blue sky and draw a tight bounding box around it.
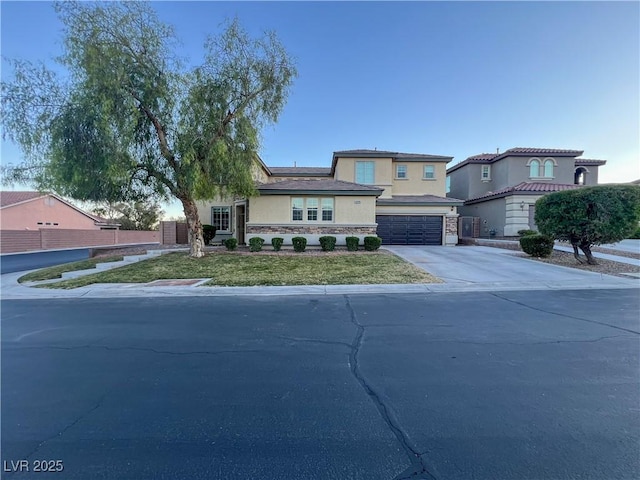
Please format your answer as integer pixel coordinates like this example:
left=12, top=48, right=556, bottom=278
left=2, top=1, right=639, bottom=218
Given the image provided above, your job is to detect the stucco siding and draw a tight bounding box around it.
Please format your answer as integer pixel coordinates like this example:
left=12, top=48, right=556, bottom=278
left=392, top=162, right=447, bottom=196
left=334, top=157, right=393, bottom=197
left=1, top=197, right=98, bottom=230
left=459, top=198, right=506, bottom=237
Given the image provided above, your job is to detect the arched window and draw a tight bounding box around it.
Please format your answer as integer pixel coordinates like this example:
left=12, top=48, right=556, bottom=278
left=543, top=159, right=554, bottom=177
left=574, top=167, right=588, bottom=185
left=529, top=159, right=540, bottom=178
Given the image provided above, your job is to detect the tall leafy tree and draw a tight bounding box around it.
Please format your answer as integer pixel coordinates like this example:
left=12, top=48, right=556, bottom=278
left=535, top=185, right=640, bottom=265
left=1, top=1, right=296, bottom=257
left=92, top=201, right=164, bottom=231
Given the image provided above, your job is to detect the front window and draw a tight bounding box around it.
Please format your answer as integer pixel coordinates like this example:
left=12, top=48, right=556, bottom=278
left=446, top=176, right=451, bottom=193
left=423, top=165, right=435, bottom=179
left=307, top=198, right=318, bottom=221
left=292, top=198, right=304, bottom=221
left=396, top=164, right=407, bottom=179
left=356, top=161, right=375, bottom=184
left=322, top=198, right=334, bottom=221
left=211, top=206, right=231, bottom=231
left=481, top=165, right=491, bottom=180
left=292, top=198, right=334, bottom=222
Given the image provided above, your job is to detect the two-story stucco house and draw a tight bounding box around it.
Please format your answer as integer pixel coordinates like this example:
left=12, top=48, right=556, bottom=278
left=197, top=149, right=463, bottom=246
left=446, top=147, right=606, bottom=236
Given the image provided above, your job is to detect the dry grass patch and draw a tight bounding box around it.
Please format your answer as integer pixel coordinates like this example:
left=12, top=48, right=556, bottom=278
left=37, top=250, right=440, bottom=289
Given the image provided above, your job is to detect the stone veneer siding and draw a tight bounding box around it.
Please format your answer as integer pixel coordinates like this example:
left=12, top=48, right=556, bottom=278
left=247, top=225, right=377, bottom=235
left=445, top=216, right=458, bottom=235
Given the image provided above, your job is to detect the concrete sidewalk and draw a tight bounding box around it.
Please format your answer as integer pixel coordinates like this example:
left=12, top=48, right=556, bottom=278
left=1, top=245, right=637, bottom=299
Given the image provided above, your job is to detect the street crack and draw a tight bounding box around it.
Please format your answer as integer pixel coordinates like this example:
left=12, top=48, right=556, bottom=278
left=4, top=344, right=266, bottom=356
left=490, top=293, right=640, bottom=335
left=344, top=295, right=438, bottom=480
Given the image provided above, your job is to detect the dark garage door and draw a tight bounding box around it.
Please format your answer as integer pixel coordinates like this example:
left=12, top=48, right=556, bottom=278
left=376, top=215, right=443, bottom=245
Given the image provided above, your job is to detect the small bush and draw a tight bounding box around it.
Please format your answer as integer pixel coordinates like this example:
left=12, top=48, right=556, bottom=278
left=249, top=237, right=264, bottom=252
left=519, top=234, right=554, bottom=258
left=346, top=236, right=359, bottom=251
left=223, top=238, right=237, bottom=251
left=202, top=224, right=217, bottom=245
left=364, top=236, right=382, bottom=251
left=292, top=236, right=307, bottom=253
left=629, top=226, right=640, bottom=239
left=271, top=237, right=284, bottom=251
left=319, top=236, right=337, bottom=252
left=517, top=229, right=537, bottom=237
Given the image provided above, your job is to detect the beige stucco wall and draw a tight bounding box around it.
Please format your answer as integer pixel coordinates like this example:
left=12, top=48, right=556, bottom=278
left=375, top=204, right=455, bottom=216
left=247, top=195, right=377, bottom=225
left=391, top=162, right=448, bottom=196
left=1, top=196, right=99, bottom=230
left=196, top=198, right=235, bottom=229
left=334, top=157, right=393, bottom=197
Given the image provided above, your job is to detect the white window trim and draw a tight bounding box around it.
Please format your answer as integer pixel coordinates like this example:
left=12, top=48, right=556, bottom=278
left=527, top=157, right=556, bottom=179
left=481, top=165, right=491, bottom=181
left=395, top=164, right=408, bottom=180
left=291, top=197, right=334, bottom=223
left=211, top=206, right=231, bottom=232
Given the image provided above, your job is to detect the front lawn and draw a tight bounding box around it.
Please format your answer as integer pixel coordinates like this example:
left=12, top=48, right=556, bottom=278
left=35, top=251, right=440, bottom=289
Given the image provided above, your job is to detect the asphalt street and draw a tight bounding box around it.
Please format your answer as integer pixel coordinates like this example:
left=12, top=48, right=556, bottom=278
left=1, top=290, right=639, bottom=480
left=0, top=249, right=92, bottom=275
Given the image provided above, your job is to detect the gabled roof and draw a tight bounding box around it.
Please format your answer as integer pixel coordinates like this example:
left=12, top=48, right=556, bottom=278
left=0, top=191, right=46, bottom=208
left=447, top=147, right=586, bottom=174
left=464, top=182, right=582, bottom=204
left=257, top=179, right=383, bottom=196
left=0, top=190, right=119, bottom=226
left=377, top=195, right=464, bottom=206
left=269, top=167, right=332, bottom=177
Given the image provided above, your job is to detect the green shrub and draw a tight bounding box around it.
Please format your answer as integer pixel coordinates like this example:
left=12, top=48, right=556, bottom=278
left=319, top=236, right=337, bottom=252
left=202, top=224, right=216, bottom=245
left=629, top=226, right=640, bottom=239
left=249, top=237, right=264, bottom=252
left=271, top=237, right=284, bottom=251
left=519, top=234, right=554, bottom=258
left=517, top=229, right=537, bottom=237
left=292, top=236, right=307, bottom=253
left=345, top=236, right=359, bottom=251
left=223, top=238, right=237, bottom=251
left=364, top=236, right=382, bottom=251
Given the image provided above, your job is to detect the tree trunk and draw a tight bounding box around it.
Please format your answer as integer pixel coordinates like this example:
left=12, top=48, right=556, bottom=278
left=579, top=243, right=598, bottom=265
left=571, top=241, right=585, bottom=264
left=181, top=197, right=205, bottom=258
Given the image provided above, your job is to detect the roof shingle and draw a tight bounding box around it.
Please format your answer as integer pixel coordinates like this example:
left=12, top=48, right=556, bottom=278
left=269, top=167, right=332, bottom=176
left=465, top=182, right=581, bottom=203
left=257, top=179, right=383, bottom=195
left=0, top=191, right=46, bottom=208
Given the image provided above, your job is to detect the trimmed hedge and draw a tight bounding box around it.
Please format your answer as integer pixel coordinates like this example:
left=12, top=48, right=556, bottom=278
left=202, top=224, right=216, bottom=245
left=292, top=236, right=307, bottom=253
left=249, top=237, right=264, bottom=252
left=364, top=236, right=382, bottom=251
left=271, top=237, right=284, bottom=251
left=223, top=238, right=237, bottom=251
left=519, top=234, right=554, bottom=258
left=319, top=236, right=337, bottom=252
left=345, top=236, right=359, bottom=252
left=629, top=226, right=640, bottom=239
left=517, top=229, right=537, bottom=237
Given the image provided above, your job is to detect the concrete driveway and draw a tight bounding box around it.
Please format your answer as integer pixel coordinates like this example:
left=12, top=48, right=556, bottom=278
left=384, top=245, right=635, bottom=286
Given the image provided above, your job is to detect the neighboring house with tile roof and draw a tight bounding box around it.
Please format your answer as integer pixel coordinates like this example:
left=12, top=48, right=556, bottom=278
left=197, top=149, right=463, bottom=246
left=0, top=191, right=119, bottom=230
left=446, top=148, right=607, bottom=236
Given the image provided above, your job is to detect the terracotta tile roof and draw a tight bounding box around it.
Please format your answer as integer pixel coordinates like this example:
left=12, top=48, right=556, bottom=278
left=257, top=179, right=383, bottom=195
left=465, top=182, right=582, bottom=204
left=269, top=167, right=332, bottom=176
left=377, top=195, right=464, bottom=206
left=505, top=147, right=583, bottom=155
left=0, top=191, right=46, bottom=208
left=574, top=158, right=607, bottom=166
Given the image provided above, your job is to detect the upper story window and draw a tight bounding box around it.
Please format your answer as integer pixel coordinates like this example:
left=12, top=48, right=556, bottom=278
left=355, top=161, right=375, bottom=184
left=528, top=157, right=555, bottom=178
left=211, top=206, right=231, bottom=231
left=446, top=176, right=451, bottom=194
left=481, top=165, right=491, bottom=180
left=292, top=197, right=334, bottom=223
left=423, top=165, right=435, bottom=179
left=395, top=164, right=407, bottom=179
